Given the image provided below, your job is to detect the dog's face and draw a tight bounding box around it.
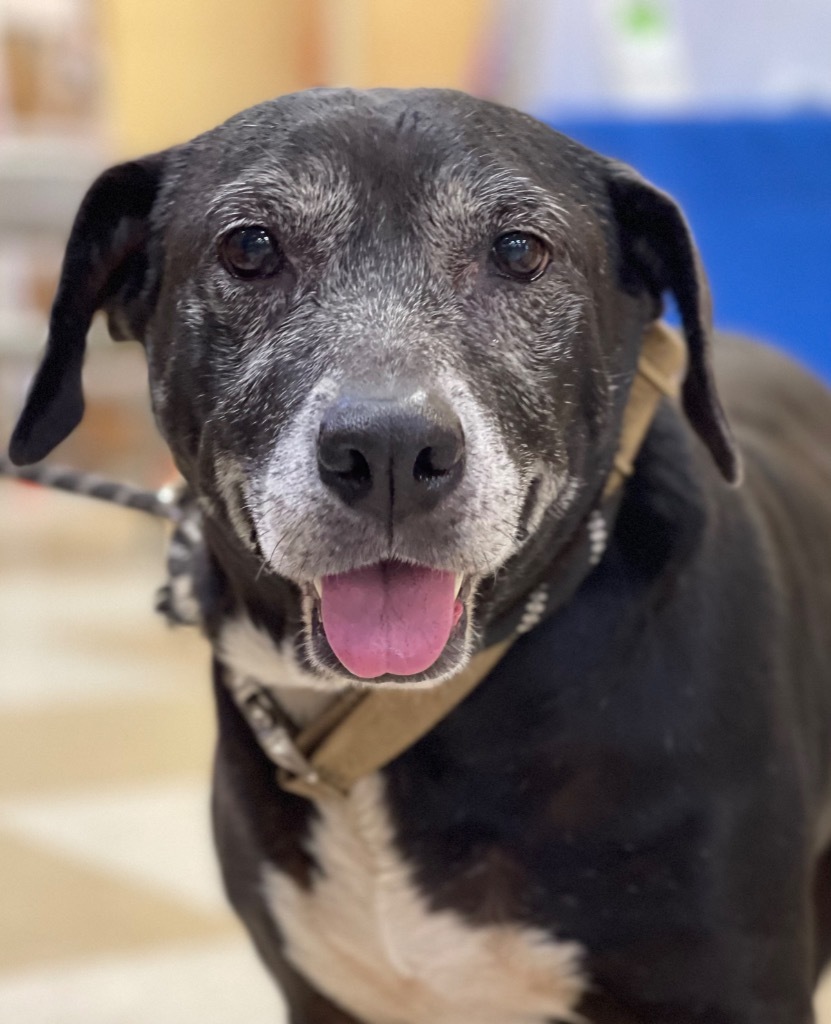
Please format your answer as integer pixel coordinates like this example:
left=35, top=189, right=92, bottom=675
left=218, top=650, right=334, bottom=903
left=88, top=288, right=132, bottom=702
left=9, top=89, right=737, bottom=687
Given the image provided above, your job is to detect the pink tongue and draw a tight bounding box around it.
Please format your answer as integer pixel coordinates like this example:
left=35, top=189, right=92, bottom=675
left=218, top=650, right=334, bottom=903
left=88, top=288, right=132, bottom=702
left=320, top=563, right=461, bottom=679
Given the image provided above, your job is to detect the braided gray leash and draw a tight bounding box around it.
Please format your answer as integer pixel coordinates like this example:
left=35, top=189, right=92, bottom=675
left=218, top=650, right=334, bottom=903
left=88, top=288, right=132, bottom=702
left=1, top=454, right=204, bottom=627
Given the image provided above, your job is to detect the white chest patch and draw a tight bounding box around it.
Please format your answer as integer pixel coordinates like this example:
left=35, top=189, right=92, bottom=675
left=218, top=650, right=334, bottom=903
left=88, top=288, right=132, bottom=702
left=263, top=775, right=586, bottom=1024
left=217, top=614, right=345, bottom=723
left=219, top=613, right=586, bottom=1022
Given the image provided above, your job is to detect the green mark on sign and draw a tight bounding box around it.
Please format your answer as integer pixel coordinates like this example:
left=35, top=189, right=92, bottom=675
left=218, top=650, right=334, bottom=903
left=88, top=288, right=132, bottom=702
left=620, top=1, right=667, bottom=37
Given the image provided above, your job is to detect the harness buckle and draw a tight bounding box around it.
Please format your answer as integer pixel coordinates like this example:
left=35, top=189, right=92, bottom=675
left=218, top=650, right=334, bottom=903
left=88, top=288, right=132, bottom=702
left=232, top=679, right=322, bottom=785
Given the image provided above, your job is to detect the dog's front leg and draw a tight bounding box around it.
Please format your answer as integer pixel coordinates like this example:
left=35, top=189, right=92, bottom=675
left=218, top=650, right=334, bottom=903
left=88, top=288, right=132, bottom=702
left=270, top=958, right=366, bottom=1024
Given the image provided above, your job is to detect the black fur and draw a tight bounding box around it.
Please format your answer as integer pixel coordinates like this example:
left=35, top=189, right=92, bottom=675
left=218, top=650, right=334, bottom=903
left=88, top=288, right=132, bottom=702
left=9, top=89, right=831, bottom=1023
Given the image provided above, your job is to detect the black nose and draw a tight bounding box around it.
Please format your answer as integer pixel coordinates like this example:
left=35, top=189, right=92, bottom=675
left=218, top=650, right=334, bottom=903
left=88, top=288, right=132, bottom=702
left=317, top=392, right=465, bottom=522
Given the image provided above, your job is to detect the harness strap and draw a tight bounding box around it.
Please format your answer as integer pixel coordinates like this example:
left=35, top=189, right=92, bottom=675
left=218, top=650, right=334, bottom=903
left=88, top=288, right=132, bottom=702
left=604, top=322, right=687, bottom=495
left=277, top=638, right=514, bottom=799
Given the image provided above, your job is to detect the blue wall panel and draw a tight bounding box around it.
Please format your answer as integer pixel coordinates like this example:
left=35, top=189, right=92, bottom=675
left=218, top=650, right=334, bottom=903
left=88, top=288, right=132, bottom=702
left=546, top=115, right=831, bottom=380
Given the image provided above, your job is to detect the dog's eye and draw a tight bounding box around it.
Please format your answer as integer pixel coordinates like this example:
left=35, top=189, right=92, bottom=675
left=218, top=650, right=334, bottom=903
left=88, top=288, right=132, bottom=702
left=491, top=232, right=550, bottom=281
left=220, top=227, right=283, bottom=280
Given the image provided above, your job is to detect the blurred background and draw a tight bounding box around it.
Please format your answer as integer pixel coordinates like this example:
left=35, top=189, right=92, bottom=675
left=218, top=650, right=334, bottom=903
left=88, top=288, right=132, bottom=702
left=0, top=1, right=829, bottom=1021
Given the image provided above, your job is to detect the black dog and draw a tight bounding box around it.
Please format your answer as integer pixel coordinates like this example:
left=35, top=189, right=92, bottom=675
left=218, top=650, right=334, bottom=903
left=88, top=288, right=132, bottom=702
left=9, top=88, right=831, bottom=1023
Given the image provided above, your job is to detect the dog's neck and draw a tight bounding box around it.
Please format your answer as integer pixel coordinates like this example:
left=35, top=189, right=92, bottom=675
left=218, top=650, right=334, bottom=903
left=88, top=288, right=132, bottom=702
left=205, top=405, right=708, bottom=762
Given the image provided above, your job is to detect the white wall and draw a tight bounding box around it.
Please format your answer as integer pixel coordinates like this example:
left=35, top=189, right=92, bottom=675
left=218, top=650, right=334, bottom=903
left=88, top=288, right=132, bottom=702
left=491, top=0, right=831, bottom=116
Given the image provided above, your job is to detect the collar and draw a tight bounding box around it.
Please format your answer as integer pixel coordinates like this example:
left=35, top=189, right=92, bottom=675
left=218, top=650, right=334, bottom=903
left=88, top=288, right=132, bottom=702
left=222, top=321, right=687, bottom=802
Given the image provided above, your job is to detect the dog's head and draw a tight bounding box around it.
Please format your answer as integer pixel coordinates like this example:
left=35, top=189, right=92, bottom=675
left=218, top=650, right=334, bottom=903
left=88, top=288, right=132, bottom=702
left=9, top=88, right=738, bottom=687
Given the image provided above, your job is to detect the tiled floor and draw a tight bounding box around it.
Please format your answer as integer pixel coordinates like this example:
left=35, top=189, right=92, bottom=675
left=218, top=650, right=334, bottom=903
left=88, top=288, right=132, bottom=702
left=0, top=482, right=284, bottom=1022
left=2, top=476, right=831, bottom=1022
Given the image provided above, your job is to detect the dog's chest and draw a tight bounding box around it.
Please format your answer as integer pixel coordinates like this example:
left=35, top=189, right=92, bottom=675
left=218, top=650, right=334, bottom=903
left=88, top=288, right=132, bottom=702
left=262, top=774, right=584, bottom=1024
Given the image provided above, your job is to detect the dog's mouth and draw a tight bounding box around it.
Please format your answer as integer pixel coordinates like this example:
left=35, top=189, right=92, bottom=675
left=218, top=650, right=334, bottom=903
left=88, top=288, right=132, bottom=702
left=304, top=561, right=470, bottom=683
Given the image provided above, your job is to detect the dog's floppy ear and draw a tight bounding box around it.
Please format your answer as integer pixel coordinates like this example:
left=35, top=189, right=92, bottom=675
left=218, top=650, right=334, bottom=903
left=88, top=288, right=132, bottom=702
left=605, top=161, right=741, bottom=484
left=8, top=152, right=169, bottom=466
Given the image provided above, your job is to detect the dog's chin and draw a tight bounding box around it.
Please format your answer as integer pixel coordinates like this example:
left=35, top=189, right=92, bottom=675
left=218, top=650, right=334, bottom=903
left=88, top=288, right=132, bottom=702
left=299, top=579, right=477, bottom=689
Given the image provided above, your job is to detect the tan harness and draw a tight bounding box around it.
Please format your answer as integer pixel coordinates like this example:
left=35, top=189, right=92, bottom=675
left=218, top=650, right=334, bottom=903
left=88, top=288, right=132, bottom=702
left=228, top=322, right=687, bottom=802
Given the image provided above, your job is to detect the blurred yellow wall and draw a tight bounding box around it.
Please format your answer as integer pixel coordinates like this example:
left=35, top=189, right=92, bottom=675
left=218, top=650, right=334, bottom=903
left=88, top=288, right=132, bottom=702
left=97, top=0, right=490, bottom=156
left=321, top=0, right=487, bottom=92
left=97, top=0, right=319, bottom=155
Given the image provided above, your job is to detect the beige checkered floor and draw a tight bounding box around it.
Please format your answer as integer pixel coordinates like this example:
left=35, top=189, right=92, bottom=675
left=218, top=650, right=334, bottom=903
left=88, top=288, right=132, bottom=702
left=2, top=479, right=830, bottom=1023
left=0, top=484, right=284, bottom=1023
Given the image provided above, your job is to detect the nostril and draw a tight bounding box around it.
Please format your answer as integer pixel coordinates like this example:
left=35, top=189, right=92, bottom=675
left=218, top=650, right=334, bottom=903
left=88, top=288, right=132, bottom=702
left=340, top=449, right=371, bottom=486
left=413, top=439, right=463, bottom=484
left=414, top=446, right=447, bottom=482
left=319, top=445, right=372, bottom=487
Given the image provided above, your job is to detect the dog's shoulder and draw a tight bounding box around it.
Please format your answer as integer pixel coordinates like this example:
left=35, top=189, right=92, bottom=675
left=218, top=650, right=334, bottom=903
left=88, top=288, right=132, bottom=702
left=714, top=332, right=831, bottom=450
left=714, top=334, right=831, bottom=613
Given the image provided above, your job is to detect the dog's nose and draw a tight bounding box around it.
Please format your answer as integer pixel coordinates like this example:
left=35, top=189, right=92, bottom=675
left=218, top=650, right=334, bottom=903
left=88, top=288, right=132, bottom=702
left=317, top=392, right=464, bottom=522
